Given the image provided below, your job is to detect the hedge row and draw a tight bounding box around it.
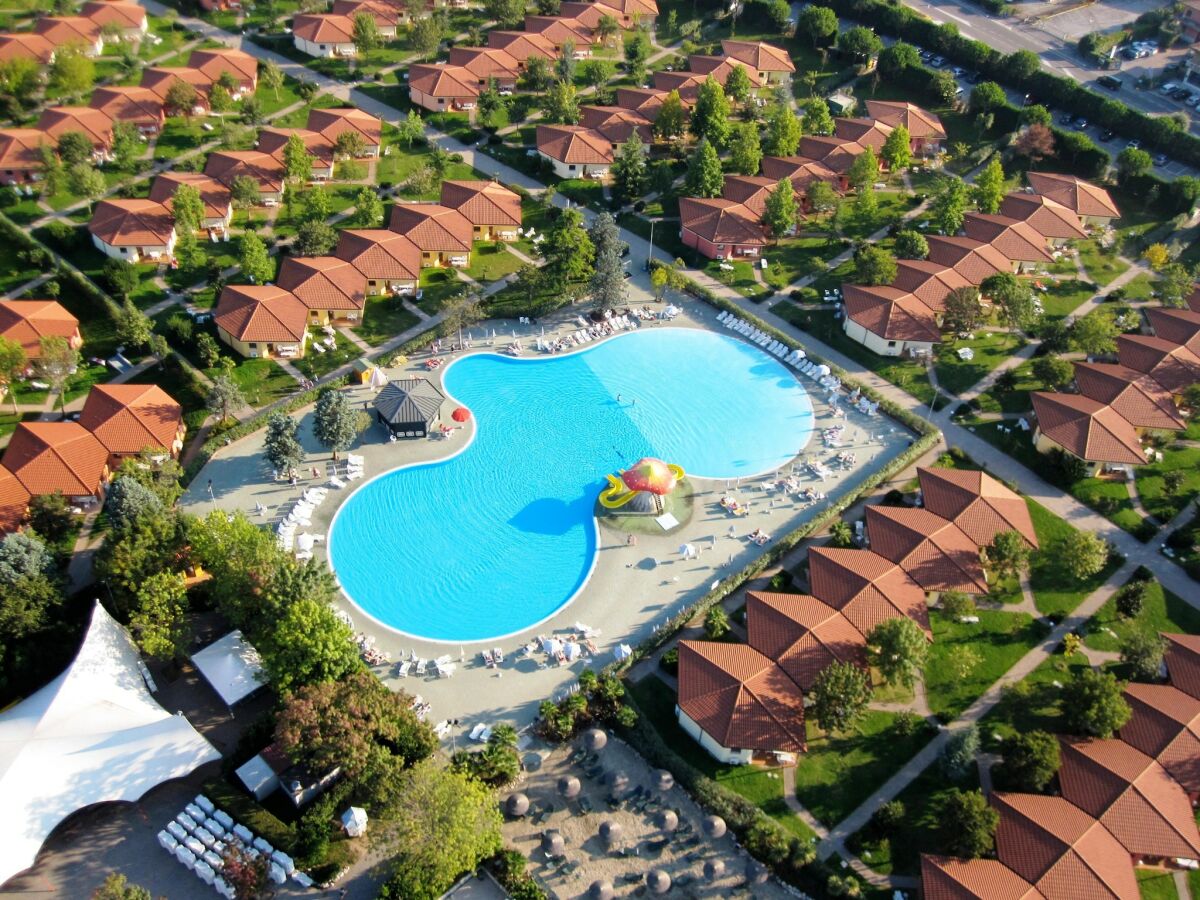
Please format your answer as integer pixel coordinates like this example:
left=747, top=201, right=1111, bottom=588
left=0, top=211, right=121, bottom=319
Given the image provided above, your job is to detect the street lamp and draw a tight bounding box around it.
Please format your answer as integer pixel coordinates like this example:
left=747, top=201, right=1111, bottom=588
left=646, top=217, right=660, bottom=271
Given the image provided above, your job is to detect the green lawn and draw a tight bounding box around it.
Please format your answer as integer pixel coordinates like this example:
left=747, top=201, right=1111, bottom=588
left=1136, top=446, right=1200, bottom=522
left=1038, top=279, right=1096, bottom=320
left=762, top=234, right=843, bottom=291
left=1077, top=239, right=1130, bottom=286
left=464, top=243, right=524, bottom=284
left=352, top=294, right=421, bottom=347
left=933, top=331, right=1024, bottom=396
left=835, top=192, right=912, bottom=241
left=1138, top=870, right=1181, bottom=900
left=973, top=360, right=1040, bottom=415
left=1027, top=498, right=1124, bottom=617
left=705, top=259, right=770, bottom=300
left=979, top=650, right=1093, bottom=748
left=292, top=330, right=360, bottom=380
left=1120, top=273, right=1157, bottom=302
left=1084, top=577, right=1200, bottom=652
left=415, top=268, right=468, bottom=315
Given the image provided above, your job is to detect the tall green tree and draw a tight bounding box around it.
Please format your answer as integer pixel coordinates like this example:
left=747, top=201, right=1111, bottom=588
left=163, top=79, right=198, bottom=119
left=802, top=97, right=833, bottom=136
left=259, top=596, right=361, bottom=692
left=797, top=5, right=837, bottom=47
left=724, top=64, right=752, bottom=107
left=295, top=220, right=338, bottom=255
left=878, top=41, right=919, bottom=78
left=690, top=76, right=731, bottom=148
left=353, top=10, right=381, bottom=54
left=838, top=26, right=882, bottom=66
left=987, top=530, right=1031, bottom=580
left=93, top=873, right=153, bottom=900
left=867, top=617, right=928, bottom=688
left=652, top=90, right=686, bottom=141
left=937, top=790, right=998, bottom=859
left=810, top=660, right=871, bottom=734
left=34, top=335, right=79, bottom=418
left=1157, top=261, right=1195, bottom=308
left=206, top=374, right=246, bottom=424
left=408, top=14, right=444, bottom=59
left=110, top=120, right=143, bottom=171
left=1070, top=310, right=1119, bottom=357
left=684, top=138, right=723, bottom=198
left=238, top=232, right=273, bottom=284
left=848, top=146, right=879, bottom=192
left=728, top=122, right=762, bottom=175
left=0, top=335, right=27, bottom=414
left=49, top=46, right=93, bottom=96
left=353, top=185, right=384, bottom=227
left=762, top=178, right=797, bottom=239
left=981, top=272, right=1035, bottom=332
left=611, top=132, right=647, bottom=204
left=171, top=182, right=205, bottom=234
left=115, top=298, right=153, bottom=350
left=764, top=102, right=802, bottom=157
left=931, top=177, right=969, bottom=235
left=853, top=244, right=896, bottom=286
left=1120, top=630, right=1165, bottom=682
left=313, top=388, right=359, bottom=460
left=555, top=40, right=576, bottom=82
left=260, top=60, right=283, bottom=101
left=894, top=230, right=928, bottom=260
left=881, top=124, right=911, bottom=172
left=541, top=79, right=580, bottom=124
left=994, top=730, right=1060, bottom=792
left=942, top=286, right=983, bottom=335
left=623, top=30, right=650, bottom=83
left=540, top=207, right=595, bottom=286
left=483, top=0, right=524, bottom=26
left=131, top=571, right=189, bottom=661
left=264, top=411, right=304, bottom=474
left=1063, top=668, right=1130, bottom=737
left=283, top=131, right=313, bottom=184
left=807, top=179, right=837, bottom=215
left=972, top=157, right=1006, bottom=214
left=587, top=212, right=627, bottom=314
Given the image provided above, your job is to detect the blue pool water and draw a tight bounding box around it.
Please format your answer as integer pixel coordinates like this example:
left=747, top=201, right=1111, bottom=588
left=328, top=328, right=814, bottom=642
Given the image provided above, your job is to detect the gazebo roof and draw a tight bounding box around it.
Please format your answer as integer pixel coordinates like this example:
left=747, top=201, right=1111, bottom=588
left=374, top=378, right=445, bottom=425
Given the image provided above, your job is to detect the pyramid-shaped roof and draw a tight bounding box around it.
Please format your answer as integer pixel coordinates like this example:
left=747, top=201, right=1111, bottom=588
left=999, top=192, right=1087, bottom=241
left=720, top=39, right=795, bottom=73
left=1121, top=682, right=1200, bottom=796
left=276, top=256, right=366, bottom=310
left=920, top=855, right=1046, bottom=900
left=1165, top=633, right=1200, bottom=701
left=892, top=259, right=972, bottom=313
left=389, top=202, right=474, bottom=252
left=842, top=283, right=941, bottom=344
left=0, top=300, right=79, bottom=359
left=917, top=466, right=1039, bottom=548
left=1073, top=361, right=1185, bottom=431
left=3, top=422, right=108, bottom=496
left=1117, top=334, right=1200, bottom=395
left=806, top=546, right=931, bottom=637
left=1027, top=172, right=1119, bottom=219
left=865, top=505, right=989, bottom=594
left=440, top=180, right=522, bottom=227
left=79, top=384, right=183, bottom=457
left=745, top=591, right=867, bottom=690
left=335, top=229, right=421, bottom=282
left=213, top=284, right=308, bottom=343
left=1030, top=391, right=1146, bottom=465
left=927, top=235, right=1011, bottom=284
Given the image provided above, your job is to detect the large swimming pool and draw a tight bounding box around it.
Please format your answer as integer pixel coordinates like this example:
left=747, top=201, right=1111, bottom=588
left=328, top=328, right=814, bottom=642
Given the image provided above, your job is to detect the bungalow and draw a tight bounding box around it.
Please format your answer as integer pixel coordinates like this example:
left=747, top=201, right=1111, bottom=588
left=0, top=129, right=52, bottom=184
left=275, top=256, right=367, bottom=325
left=389, top=202, right=473, bottom=267
left=745, top=591, right=867, bottom=691
left=999, top=191, right=1087, bottom=246
left=1121, top=681, right=1200, bottom=800
left=487, top=31, right=558, bottom=66
left=588, top=0, right=657, bottom=27
left=89, top=86, right=164, bottom=134
left=88, top=198, right=176, bottom=262
left=79, top=383, right=185, bottom=463
left=559, top=1, right=628, bottom=31
left=536, top=124, right=613, bottom=179
left=307, top=108, right=382, bottom=157
left=0, top=33, right=55, bottom=65
left=331, top=0, right=401, bottom=37
left=214, top=284, right=310, bottom=360
left=1030, top=390, right=1147, bottom=475
left=1073, top=361, right=1186, bottom=431
left=204, top=150, right=285, bottom=204
left=759, top=156, right=841, bottom=209
left=292, top=14, right=356, bottom=58
left=188, top=48, right=258, bottom=95
left=614, top=87, right=673, bottom=117
left=675, top=640, right=806, bottom=765
left=1027, top=171, right=1120, bottom=227
left=256, top=128, right=335, bottom=180
left=523, top=16, right=594, bottom=55
left=891, top=259, right=972, bottom=313
left=806, top=547, right=931, bottom=637
left=833, top=117, right=893, bottom=153
left=864, top=505, right=990, bottom=594
left=335, top=229, right=421, bottom=294
left=439, top=180, right=522, bottom=242
left=1146, top=306, right=1200, bottom=350
left=652, top=71, right=706, bottom=105
left=38, top=106, right=114, bottom=161
left=962, top=212, right=1053, bottom=270
left=407, top=64, right=480, bottom=114
left=34, top=16, right=104, bottom=56
left=841, top=283, right=941, bottom=357
left=0, top=299, right=81, bottom=360
left=926, top=235, right=1014, bottom=284
left=446, top=47, right=520, bottom=90
left=720, top=39, right=795, bottom=84
left=80, top=1, right=148, bottom=39
left=1117, top=334, right=1200, bottom=396
left=678, top=197, right=765, bottom=260
left=916, top=466, right=1039, bottom=549
left=140, top=67, right=212, bottom=114
left=721, top=175, right=781, bottom=221
left=864, top=100, right=946, bottom=156
left=578, top=105, right=652, bottom=144
left=0, top=465, right=29, bottom=534
left=798, top=135, right=870, bottom=181
left=4, top=421, right=110, bottom=504
left=686, top=55, right=761, bottom=89
left=148, top=171, right=233, bottom=233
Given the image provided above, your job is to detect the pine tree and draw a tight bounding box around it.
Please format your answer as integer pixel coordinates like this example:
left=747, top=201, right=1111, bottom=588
left=313, top=388, right=359, bottom=460
left=684, top=139, right=723, bottom=198
left=690, top=76, right=731, bottom=148
left=587, top=212, right=627, bottom=313
left=764, top=103, right=802, bottom=157
left=762, top=178, right=797, bottom=239
left=611, top=132, right=647, bottom=204
left=263, top=412, right=304, bottom=474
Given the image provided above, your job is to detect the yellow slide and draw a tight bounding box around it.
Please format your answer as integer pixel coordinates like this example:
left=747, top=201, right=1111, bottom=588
left=598, top=473, right=638, bottom=509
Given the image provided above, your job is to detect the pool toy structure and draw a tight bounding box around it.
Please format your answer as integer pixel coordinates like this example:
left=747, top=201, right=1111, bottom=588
left=599, top=457, right=686, bottom=514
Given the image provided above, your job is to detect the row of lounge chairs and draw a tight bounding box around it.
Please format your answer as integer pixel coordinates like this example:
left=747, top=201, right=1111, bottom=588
left=717, top=311, right=803, bottom=364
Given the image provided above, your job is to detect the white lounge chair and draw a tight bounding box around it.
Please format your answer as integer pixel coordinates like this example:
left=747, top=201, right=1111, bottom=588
left=212, top=809, right=233, bottom=830
left=253, top=837, right=273, bottom=856
left=272, top=851, right=295, bottom=875
left=175, top=846, right=197, bottom=870
left=186, top=803, right=205, bottom=820
left=176, top=813, right=197, bottom=832
left=232, top=824, right=253, bottom=844
left=158, top=830, right=179, bottom=852
left=329, top=476, right=346, bottom=488
left=397, top=661, right=410, bottom=677
left=194, top=827, right=216, bottom=848
left=196, top=861, right=216, bottom=885
left=195, top=795, right=215, bottom=815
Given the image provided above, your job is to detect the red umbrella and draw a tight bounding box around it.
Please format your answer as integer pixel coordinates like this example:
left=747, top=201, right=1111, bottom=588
left=621, top=458, right=678, bottom=496
left=451, top=407, right=470, bottom=423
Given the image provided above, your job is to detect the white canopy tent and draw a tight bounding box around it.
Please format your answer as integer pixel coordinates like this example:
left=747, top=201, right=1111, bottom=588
left=0, top=602, right=219, bottom=886
left=191, top=630, right=265, bottom=706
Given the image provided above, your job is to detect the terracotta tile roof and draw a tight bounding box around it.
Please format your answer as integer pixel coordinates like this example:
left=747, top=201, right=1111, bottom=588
left=0, top=33, right=55, bottom=64
left=140, top=66, right=213, bottom=102
left=1117, top=334, right=1200, bottom=395
left=0, top=128, right=51, bottom=171
left=332, top=0, right=403, bottom=27
left=999, top=192, right=1087, bottom=241
left=926, top=235, right=1012, bottom=284
left=678, top=197, right=765, bottom=247
left=864, top=100, right=946, bottom=141
left=1073, top=361, right=1186, bottom=431
left=807, top=546, right=931, bottom=638
left=536, top=124, right=613, bottom=165
left=34, top=15, right=102, bottom=47
left=204, top=150, right=285, bottom=194
left=213, top=284, right=309, bottom=343
left=920, top=855, right=1046, bottom=900
left=865, top=505, right=990, bottom=594
left=275, top=256, right=366, bottom=310
left=1058, top=737, right=1200, bottom=859
left=81, top=1, right=147, bottom=30
left=487, top=30, right=558, bottom=62
left=992, top=792, right=1139, bottom=900
left=745, top=591, right=867, bottom=690
left=89, top=86, right=163, bottom=128
left=720, top=39, right=795, bottom=73
left=963, top=213, right=1053, bottom=263
left=1122, top=682, right=1200, bottom=796
left=307, top=107, right=381, bottom=149
left=721, top=175, right=779, bottom=219
left=1188, top=283, right=1200, bottom=315
left=652, top=71, right=706, bottom=104
left=579, top=105, right=652, bottom=143
left=37, top=105, right=113, bottom=149
left=149, top=171, right=231, bottom=222
left=1165, top=633, right=1200, bottom=701
left=833, top=117, right=894, bottom=152
left=3, top=422, right=108, bottom=497
left=524, top=15, right=594, bottom=45
left=759, top=156, right=841, bottom=197
left=842, top=283, right=941, bottom=345
left=79, top=384, right=183, bottom=456
left=447, top=46, right=521, bottom=82
left=1027, top=172, right=1120, bottom=219
left=256, top=127, right=335, bottom=169
left=335, top=228, right=421, bottom=282
left=601, top=0, right=658, bottom=16
left=799, top=135, right=866, bottom=174
left=88, top=198, right=174, bottom=248
left=917, top=466, right=1039, bottom=548
left=0, top=300, right=79, bottom=358
left=688, top=55, right=762, bottom=87
left=676, top=639, right=807, bottom=752
left=188, top=48, right=257, bottom=88
left=389, top=202, right=474, bottom=252
left=891, top=259, right=973, bottom=313
left=1030, top=391, right=1146, bottom=465
left=292, top=13, right=355, bottom=43
left=439, top=179, right=522, bottom=227
left=0, top=464, right=29, bottom=533
left=614, top=87, right=674, bottom=115
left=408, top=63, right=481, bottom=100
left=1146, top=307, right=1200, bottom=351
left=560, top=0, right=626, bottom=28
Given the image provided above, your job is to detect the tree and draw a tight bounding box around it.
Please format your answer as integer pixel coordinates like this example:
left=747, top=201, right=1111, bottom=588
left=807, top=179, right=837, bottom=215
left=110, top=120, right=142, bottom=171
left=611, top=132, right=647, bottom=205
left=25, top=493, right=71, bottom=545
left=283, top=132, right=313, bottom=185
left=300, top=186, right=331, bottom=222
left=803, top=97, right=834, bottom=136
left=0, top=57, right=41, bottom=115
left=295, top=220, right=338, bottom=256
left=624, top=30, right=650, bottom=83
left=353, top=10, right=381, bottom=54
left=521, top=56, right=552, bottom=92
left=724, top=64, right=752, bottom=107
left=353, top=185, right=384, bottom=227
left=940, top=724, right=979, bottom=779
left=1014, top=123, right=1055, bottom=162
left=1063, top=668, right=1131, bottom=737
left=208, top=82, right=234, bottom=114
left=729, top=122, right=762, bottom=175
left=968, top=81, right=1006, bottom=115
left=171, top=182, right=204, bottom=235
left=541, top=79, right=579, bottom=124
left=230, top=174, right=260, bottom=211
left=579, top=59, right=615, bottom=101
left=868, top=617, right=928, bottom=688
left=1070, top=310, right=1119, bottom=357
left=894, top=230, right=928, bottom=260
left=704, top=605, right=729, bottom=639
left=881, top=124, right=911, bottom=172
left=853, top=244, right=896, bottom=286
left=941, top=591, right=976, bottom=619
left=238, top=232, right=272, bottom=284
left=68, top=164, right=106, bottom=211
left=828, top=520, right=855, bottom=548
left=0, top=531, right=53, bottom=589
left=1032, top=354, right=1074, bottom=390
left=541, top=208, right=595, bottom=286
left=798, top=5, right=837, bottom=46
left=1117, top=146, right=1153, bottom=181
left=313, top=388, right=359, bottom=460
left=981, top=272, right=1035, bottom=333
left=596, top=14, right=620, bottom=47
left=763, top=102, right=802, bottom=157
left=258, top=596, right=361, bottom=692
left=650, top=264, right=669, bottom=300
left=972, top=158, right=1005, bottom=214
left=49, top=47, right=93, bottom=96
left=409, top=14, right=444, bottom=59
left=684, top=138, right=724, bottom=198
left=103, top=260, right=138, bottom=303
left=1144, top=243, right=1171, bottom=271
left=937, top=790, right=997, bottom=859
left=260, top=60, right=283, bottom=101
left=484, top=0, right=525, bottom=27
left=848, top=146, right=879, bottom=193
left=0, top=336, right=27, bottom=414
left=762, top=178, right=797, bottom=239
left=264, top=411, right=304, bottom=474
left=986, top=530, right=1031, bottom=580
left=1121, top=630, right=1165, bottom=682
left=93, top=873, right=152, bottom=900
left=163, top=79, right=198, bottom=119
left=222, top=846, right=268, bottom=900
left=994, top=730, right=1060, bottom=793
left=1157, top=261, right=1194, bottom=308
left=878, top=41, right=919, bottom=78
left=555, top=40, right=576, bottom=82
left=652, top=90, right=686, bottom=141
left=1060, top=530, right=1109, bottom=580
left=34, top=335, right=79, bottom=417
left=196, top=332, right=221, bottom=368
left=1115, top=578, right=1149, bottom=619
left=105, top=477, right=163, bottom=531
left=115, top=297, right=153, bottom=350
left=587, top=212, right=627, bottom=314
left=690, top=77, right=731, bottom=148
left=476, top=80, right=505, bottom=129
left=130, top=571, right=189, bottom=660
left=1021, top=104, right=1052, bottom=127
left=930, top=177, right=969, bottom=235
left=810, top=660, right=872, bottom=734
left=838, top=26, right=882, bottom=66
left=206, top=374, right=245, bottom=424
left=397, top=109, right=424, bottom=148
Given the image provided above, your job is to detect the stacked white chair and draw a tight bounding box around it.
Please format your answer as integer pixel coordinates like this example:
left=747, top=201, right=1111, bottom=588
left=195, top=861, right=216, bottom=885
left=195, top=795, right=216, bottom=816
left=214, top=878, right=235, bottom=899
left=158, top=830, right=179, bottom=852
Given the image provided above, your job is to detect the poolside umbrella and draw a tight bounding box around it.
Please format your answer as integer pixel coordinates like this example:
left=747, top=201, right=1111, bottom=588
left=655, top=809, right=678, bottom=832
left=607, top=771, right=629, bottom=796
left=451, top=407, right=471, bottom=423
left=613, top=644, right=632, bottom=661
left=542, top=637, right=563, bottom=655
left=621, top=457, right=679, bottom=495
left=340, top=807, right=368, bottom=837
left=745, top=860, right=769, bottom=884
left=588, top=880, right=614, bottom=900
left=563, top=641, right=581, bottom=661
left=646, top=869, right=671, bottom=894
left=556, top=776, right=581, bottom=799
left=504, top=793, right=529, bottom=818
left=702, top=815, right=727, bottom=839
left=654, top=770, right=675, bottom=792
left=584, top=728, right=607, bottom=752
left=541, top=831, right=565, bottom=858
left=703, top=859, right=725, bottom=881
left=598, top=821, right=622, bottom=845
left=368, top=366, right=389, bottom=389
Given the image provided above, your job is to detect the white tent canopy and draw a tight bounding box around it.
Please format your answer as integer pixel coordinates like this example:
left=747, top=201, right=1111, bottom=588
left=191, top=630, right=265, bottom=706
left=341, top=806, right=368, bottom=837
left=0, top=602, right=219, bottom=886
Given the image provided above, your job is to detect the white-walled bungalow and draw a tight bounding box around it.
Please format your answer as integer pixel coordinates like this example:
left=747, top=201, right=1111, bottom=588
left=307, top=108, right=382, bottom=157
left=214, top=284, right=309, bottom=360
left=1031, top=390, right=1148, bottom=476
left=1026, top=172, right=1120, bottom=227
left=440, top=180, right=523, bottom=242
left=37, top=106, right=114, bottom=162
left=842, top=283, right=941, bottom=357
left=331, top=0, right=401, bottom=38
left=188, top=47, right=258, bottom=95
left=536, top=124, right=613, bottom=179
left=0, top=129, right=52, bottom=185
left=446, top=47, right=521, bottom=91
left=81, top=1, right=148, bottom=39
left=389, top=202, right=474, bottom=268
left=256, top=127, right=335, bottom=180
left=88, top=199, right=176, bottom=262
left=89, top=86, right=164, bottom=134
left=275, top=256, right=367, bottom=325
left=140, top=67, right=212, bottom=114
left=148, top=171, right=233, bottom=234
left=204, top=150, right=285, bottom=204
left=292, top=14, right=356, bottom=58
left=864, top=100, right=946, bottom=157
left=0, top=33, right=55, bottom=65
left=407, top=64, right=480, bottom=114
left=34, top=15, right=104, bottom=56
left=720, top=39, right=795, bottom=84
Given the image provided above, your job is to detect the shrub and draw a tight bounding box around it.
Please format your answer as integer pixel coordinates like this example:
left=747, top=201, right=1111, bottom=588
left=659, top=647, right=679, bottom=674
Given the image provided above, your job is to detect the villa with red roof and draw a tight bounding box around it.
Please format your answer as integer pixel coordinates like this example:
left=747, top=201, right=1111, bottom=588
left=149, top=172, right=233, bottom=233
left=1122, top=681, right=1200, bottom=799
left=292, top=14, right=356, bottom=58
left=746, top=591, right=868, bottom=691
left=89, top=86, right=164, bottom=134
left=0, top=465, right=30, bottom=534
left=487, top=31, right=558, bottom=65
left=1072, top=361, right=1186, bottom=431
left=962, top=212, right=1053, bottom=269
left=204, top=150, right=285, bottom=203
left=389, top=203, right=474, bottom=267
left=188, top=48, right=258, bottom=94
left=841, top=284, right=940, bottom=357
left=807, top=547, right=930, bottom=637
left=1026, top=172, right=1120, bottom=226
left=1031, top=391, right=1147, bottom=474
left=38, top=106, right=114, bottom=161
left=578, top=106, right=652, bottom=145
left=523, top=15, right=594, bottom=54
left=917, top=466, right=1038, bottom=548
left=1117, top=334, right=1200, bottom=396
left=678, top=197, right=766, bottom=261
left=864, top=100, right=946, bottom=156
left=1146, top=307, right=1200, bottom=352
left=439, top=180, right=522, bottom=241
left=335, top=229, right=421, bottom=294
left=275, top=256, right=366, bottom=325
left=34, top=16, right=104, bottom=55
left=536, top=124, right=613, bottom=179
left=88, top=199, right=176, bottom=262
left=3, top=422, right=110, bottom=504
left=0, top=129, right=53, bottom=184
left=140, top=67, right=213, bottom=113
left=306, top=108, right=381, bottom=156
left=720, top=39, right=795, bottom=83
left=214, top=284, right=309, bottom=360
left=81, top=0, right=147, bottom=38
left=999, top=192, right=1087, bottom=245
left=687, top=55, right=761, bottom=88
left=891, top=259, right=972, bottom=313
left=407, top=64, right=480, bottom=114
left=927, top=235, right=1014, bottom=283
left=79, top=384, right=185, bottom=464
left=864, top=505, right=990, bottom=594
left=0, top=33, right=55, bottom=65
left=0, top=300, right=81, bottom=361
left=331, top=0, right=402, bottom=37
left=256, top=128, right=335, bottom=180
left=447, top=47, right=521, bottom=89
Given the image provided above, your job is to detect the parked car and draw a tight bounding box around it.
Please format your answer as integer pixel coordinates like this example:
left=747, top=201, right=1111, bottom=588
left=1059, top=112, right=1074, bottom=125
left=1100, top=129, right=1115, bottom=141
left=1160, top=82, right=1179, bottom=94
left=1075, top=118, right=1088, bottom=129
left=1126, top=139, right=1141, bottom=150
left=1172, top=89, right=1192, bottom=101
left=1187, top=95, right=1200, bottom=108
left=1154, top=154, right=1169, bottom=166
left=931, top=56, right=945, bottom=67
